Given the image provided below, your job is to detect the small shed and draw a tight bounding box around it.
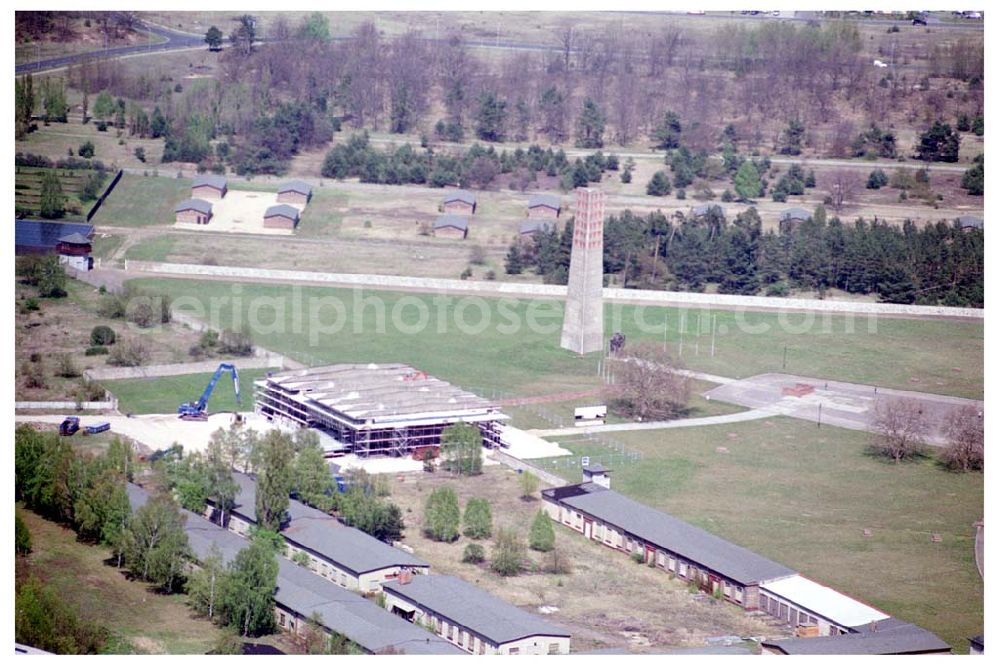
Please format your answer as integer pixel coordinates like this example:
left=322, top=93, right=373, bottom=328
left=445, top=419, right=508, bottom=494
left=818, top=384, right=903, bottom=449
left=263, top=204, right=300, bottom=230
left=779, top=207, right=812, bottom=233
left=56, top=232, right=93, bottom=271
left=957, top=215, right=983, bottom=232
left=519, top=220, right=554, bottom=237
left=442, top=190, right=476, bottom=215
left=527, top=194, right=562, bottom=219
left=175, top=198, right=213, bottom=225
left=691, top=204, right=725, bottom=219
left=15, top=220, right=93, bottom=255
left=278, top=180, right=313, bottom=205
left=433, top=215, right=469, bottom=239
left=191, top=174, right=228, bottom=200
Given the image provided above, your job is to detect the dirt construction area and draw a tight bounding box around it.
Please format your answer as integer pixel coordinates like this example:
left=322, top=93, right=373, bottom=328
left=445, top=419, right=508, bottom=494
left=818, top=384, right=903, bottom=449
left=389, top=465, right=791, bottom=653
left=14, top=412, right=282, bottom=456
left=704, top=373, right=983, bottom=445
left=175, top=190, right=305, bottom=236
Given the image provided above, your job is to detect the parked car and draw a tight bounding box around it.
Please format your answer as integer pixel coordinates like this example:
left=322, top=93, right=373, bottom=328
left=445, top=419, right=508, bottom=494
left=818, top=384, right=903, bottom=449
left=59, top=416, right=80, bottom=436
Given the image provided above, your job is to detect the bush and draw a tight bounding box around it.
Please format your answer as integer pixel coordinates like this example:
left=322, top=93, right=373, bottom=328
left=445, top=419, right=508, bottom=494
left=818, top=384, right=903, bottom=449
left=90, top=325, right=116, bottom=346
left=460, top=267, right=473, bottom=280
left=134, top=147, right=146, bottom=163
left=631, top=550, right=646, bottom=564
left=22, top=360, right=47, bottom=388
left=720, top=189, right=734, bottom=202
left=469, top=245, right=487, bottom=265
left=423, top=486, right=461, bottom=542
left=55, top=353, right=80, bottom=378
left=78, top=141, right=95, bottom=159
left=24, top=298, right=40, bottom=312
left=462, top=543, right=485, bottom=564
left=490, top=526, right=526, bottom=577
left=219, top=326, right=254, bottom=356
left=867, top=169, right=889, bottom=189
left=676, top=188, right=686, bottom=200
left=107, top=339, right=150, bottom=367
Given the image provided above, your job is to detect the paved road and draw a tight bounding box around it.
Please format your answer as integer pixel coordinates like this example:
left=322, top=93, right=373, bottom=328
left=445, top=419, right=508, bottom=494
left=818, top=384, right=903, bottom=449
left=15, top=18, right=204, bottom=75
left=531, top=370, right=981, bottom=440
left=530, top=406, right=783, bottom=437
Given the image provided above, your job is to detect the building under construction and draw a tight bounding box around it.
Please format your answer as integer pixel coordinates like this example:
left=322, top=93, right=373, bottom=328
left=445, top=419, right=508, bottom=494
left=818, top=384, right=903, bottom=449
left=254, top=363, right=507, bottom=457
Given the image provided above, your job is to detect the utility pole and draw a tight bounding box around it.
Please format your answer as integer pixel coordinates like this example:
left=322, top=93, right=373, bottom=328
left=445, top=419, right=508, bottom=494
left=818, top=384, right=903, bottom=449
left=782, top=345, right=788, bottom=370
left=678, top=311, right=686, bottom=357
left=817, top=403, right=822, bottom=428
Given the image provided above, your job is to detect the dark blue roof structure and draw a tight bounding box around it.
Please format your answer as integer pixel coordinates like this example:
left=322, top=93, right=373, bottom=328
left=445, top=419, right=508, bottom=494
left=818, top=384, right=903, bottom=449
left=15, top=219, right=94, bottom=254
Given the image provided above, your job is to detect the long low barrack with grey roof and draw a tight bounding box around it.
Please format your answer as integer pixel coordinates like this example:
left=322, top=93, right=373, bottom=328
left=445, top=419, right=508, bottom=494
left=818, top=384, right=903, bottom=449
left=126, top=483, right=460, bottom=655
left=383, top=574, right=571, bottom=654
left=222, top=472, right=428, bottom=587
left=545, top=482, right=794, bottom=586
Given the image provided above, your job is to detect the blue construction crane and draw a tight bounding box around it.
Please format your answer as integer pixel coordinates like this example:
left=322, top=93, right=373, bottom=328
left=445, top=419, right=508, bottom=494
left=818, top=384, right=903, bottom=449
left=178, top=363, right=241, bottom=420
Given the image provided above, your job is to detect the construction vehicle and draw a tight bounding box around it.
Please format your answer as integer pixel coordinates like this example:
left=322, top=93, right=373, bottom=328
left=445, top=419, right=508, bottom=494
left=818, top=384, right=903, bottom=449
left=59, top=416, right=80, bottom=436
left=178, top=363, right=241, bottom=420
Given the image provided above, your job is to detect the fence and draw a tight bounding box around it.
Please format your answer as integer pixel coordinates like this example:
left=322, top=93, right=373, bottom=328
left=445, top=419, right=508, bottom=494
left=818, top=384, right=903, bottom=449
left=84, top=355, right=286, bottom=381
left=16, top=398, right=118, bottom=411
left=86, top=169, right=123, bottom=222
left=490, top=449, right=568, bottom=487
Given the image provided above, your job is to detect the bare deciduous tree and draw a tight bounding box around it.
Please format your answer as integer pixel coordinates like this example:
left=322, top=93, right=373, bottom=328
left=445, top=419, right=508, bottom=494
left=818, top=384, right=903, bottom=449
left=940, top=404, right=983, bottom=472
left=605, top=342, right=691, bottom=421
left=827, top=169, right=860, bottom=213
left=868, top=398, right=928, bottom=463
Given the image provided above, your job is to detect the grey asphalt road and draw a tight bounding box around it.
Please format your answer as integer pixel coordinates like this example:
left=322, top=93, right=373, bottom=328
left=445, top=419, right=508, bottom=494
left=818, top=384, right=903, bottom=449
left=704, top=372, right=982, bottom=445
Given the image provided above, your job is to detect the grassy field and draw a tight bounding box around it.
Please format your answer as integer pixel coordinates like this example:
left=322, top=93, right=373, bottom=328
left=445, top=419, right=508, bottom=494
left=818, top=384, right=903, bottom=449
left=531, top=418, right=983, bottom=652
left=102, top=367, right=279, bottom=415
left=91, top=174, right=191, bottom=227
left=124, top=234, right=177, bottom=261
left=126, top=279, right=983, bottom=400
left=387, top=465, right=790, bottom=652
left=16, top=121, right=167, bottom=171
left=91, top=233, right=125, bottom=259
left=16, top=506, right=226, bottom=654
left=14, top=278, right=209, bottom=403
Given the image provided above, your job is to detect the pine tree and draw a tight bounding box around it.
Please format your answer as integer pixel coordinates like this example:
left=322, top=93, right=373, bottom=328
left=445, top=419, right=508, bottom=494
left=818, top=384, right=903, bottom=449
left=462, top=497, right=493, bottom=539
left=575, top=98, right=605, bottom=148
left=423, top=486, right=460, bottom=542
left=733, top=161, right=762, bottom=201
left=646, top=170, right=672, bottom=196
left=39, top=172, right=65, bottom=219
left=653, top=110, right=682, bottom=149
left=529, top=510, right=555, bottom=552
left=505, top=243, right=525, bottom=275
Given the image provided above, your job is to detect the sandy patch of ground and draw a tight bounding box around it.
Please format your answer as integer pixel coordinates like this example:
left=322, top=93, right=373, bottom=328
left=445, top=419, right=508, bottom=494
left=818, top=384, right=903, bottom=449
left=500, top=425, right=573, bottom=459
left=15, top=412, right=282, bottom=455
left=175, top=190, right=305, bottom=236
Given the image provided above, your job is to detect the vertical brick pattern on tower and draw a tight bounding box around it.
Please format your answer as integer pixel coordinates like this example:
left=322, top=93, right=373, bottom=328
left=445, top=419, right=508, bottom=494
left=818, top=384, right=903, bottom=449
left=560, top=187, right=606, bottom=354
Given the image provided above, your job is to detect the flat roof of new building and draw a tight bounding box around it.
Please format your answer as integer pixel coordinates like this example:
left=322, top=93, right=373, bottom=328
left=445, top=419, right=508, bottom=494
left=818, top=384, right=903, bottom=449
left=762, top=575, right=889, bottom=628
left=543, top=484, right=795, bottom=585
left=762, top=618, right=951, bottom=655
left=383, top=575, right=571, bottom=645
left=257, top=363, right=501, bottom=425
left=228, top=472, right=429, bottom=575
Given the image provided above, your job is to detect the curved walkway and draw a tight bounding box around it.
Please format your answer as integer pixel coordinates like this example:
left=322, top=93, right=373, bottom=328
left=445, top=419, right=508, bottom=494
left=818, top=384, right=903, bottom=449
left=530, top=407, right=782, bottom=437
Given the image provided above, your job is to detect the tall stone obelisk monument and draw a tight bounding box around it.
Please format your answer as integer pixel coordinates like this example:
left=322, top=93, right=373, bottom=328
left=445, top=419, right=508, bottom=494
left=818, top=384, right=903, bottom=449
left=560, top=187, right=605, bottom=354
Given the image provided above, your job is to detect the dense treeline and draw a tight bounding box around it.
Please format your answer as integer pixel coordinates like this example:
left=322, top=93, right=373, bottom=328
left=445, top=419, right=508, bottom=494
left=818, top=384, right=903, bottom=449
left=53, top=14, right=982, bottom=174
left=506, top=207, right=983, bottom=306
left=321, top=132, right=616, bottom=189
